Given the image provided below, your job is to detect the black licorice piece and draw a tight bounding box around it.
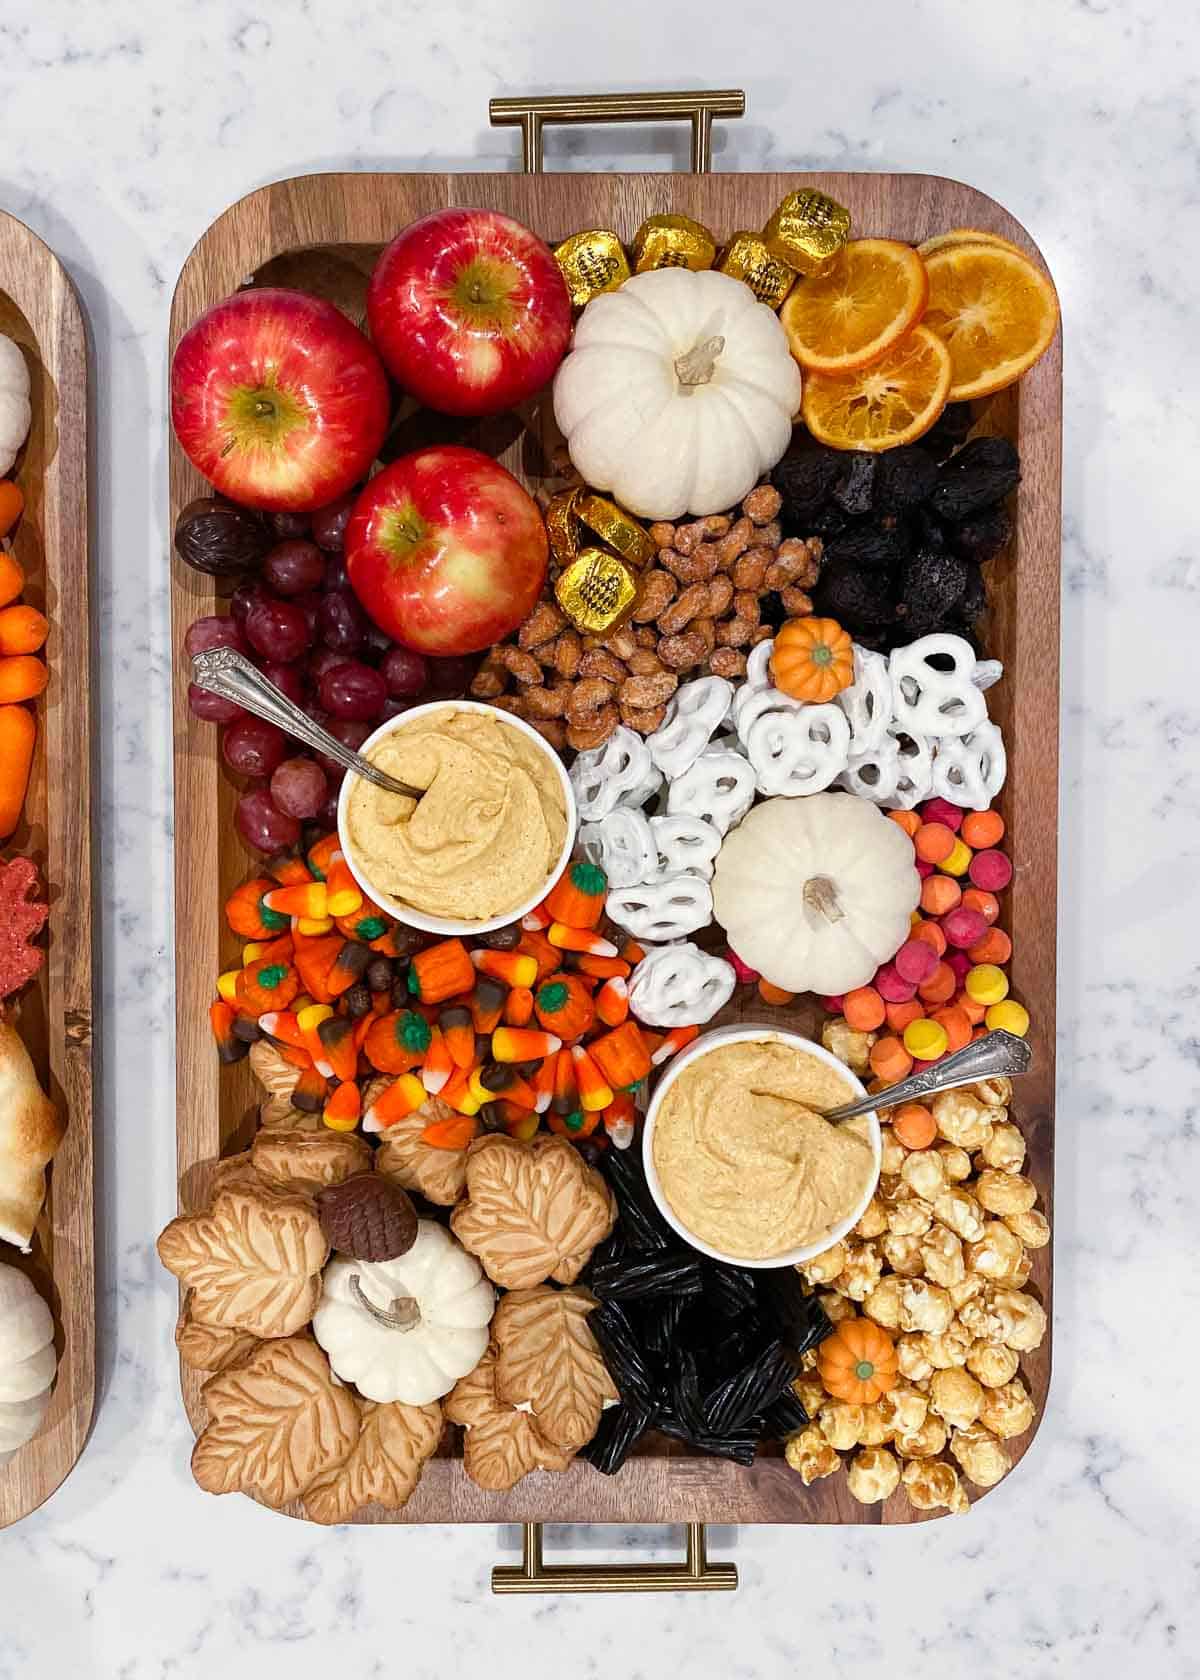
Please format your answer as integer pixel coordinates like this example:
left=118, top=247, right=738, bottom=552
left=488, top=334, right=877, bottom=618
left=579, top=1401, right=654, bottom=1476
left=705, top=1340, right=795, bottom=1436
left=761, top=1388, right=812, bottom=1440
left=589, top=1250, right=704, bottom=1302
left=603, top=1144, right=671, bottom=1251
left=589, top=1299, right=656, bottom=1407
left=702, top=1258, right=760, bottom=1319
left=642, top=1293, right=685, bottom=1364
left=671, top=1348, right=707, bottom=1438
left=755, top=1268, right=833, bottom=1357
left=656, top=1414, right=758, bottom=1467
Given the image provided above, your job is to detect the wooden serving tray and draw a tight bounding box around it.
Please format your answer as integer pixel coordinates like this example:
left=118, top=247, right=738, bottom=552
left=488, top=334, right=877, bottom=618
left=169, top=167, right=1060, bottom=1526
left=0, top=209, right=95, bottom=1529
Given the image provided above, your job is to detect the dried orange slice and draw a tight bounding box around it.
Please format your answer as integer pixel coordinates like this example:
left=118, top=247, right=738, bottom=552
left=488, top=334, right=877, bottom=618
left=780, top=238, right=929, bottom=373
left=917, top=227, right=1026, bottom=260
left=922, top=242, right=1059, bottom=400
left=801, top=325, right=951, bottom=452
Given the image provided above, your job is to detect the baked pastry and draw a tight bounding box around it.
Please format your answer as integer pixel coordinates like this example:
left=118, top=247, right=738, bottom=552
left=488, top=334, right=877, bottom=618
left=175, top=1297, right=259, bottom=1374
left=303, top=1398, right=443, bottom=1525
left=445, top=1342, right=573, bottom=1491
left=492, top=1286, right=616, bottom=1452
left=0, top=1017, right=65, bottom=1251
left=450, top=1134, right=616, bottom=1289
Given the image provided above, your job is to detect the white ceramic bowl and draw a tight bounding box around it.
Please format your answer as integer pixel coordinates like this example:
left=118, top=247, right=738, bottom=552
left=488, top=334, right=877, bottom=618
left=642, top=1024, right=882, bottom=1269
left=336, top=699, right=577, bottom=938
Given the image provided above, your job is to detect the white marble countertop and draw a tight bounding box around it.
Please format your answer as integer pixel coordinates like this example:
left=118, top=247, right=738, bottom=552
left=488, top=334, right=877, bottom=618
left=2, top=1, right=1197, bottom=1674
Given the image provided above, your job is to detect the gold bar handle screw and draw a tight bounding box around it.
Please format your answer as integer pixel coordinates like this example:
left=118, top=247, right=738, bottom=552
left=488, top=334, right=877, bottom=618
left=489, top=89, right=745, bottom=174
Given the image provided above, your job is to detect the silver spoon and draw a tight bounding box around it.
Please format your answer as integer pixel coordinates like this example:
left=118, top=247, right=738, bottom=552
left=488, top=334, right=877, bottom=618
left=822, top=1029, right=1032, bottom=1124
left=190, top=647, right=424, bottom=800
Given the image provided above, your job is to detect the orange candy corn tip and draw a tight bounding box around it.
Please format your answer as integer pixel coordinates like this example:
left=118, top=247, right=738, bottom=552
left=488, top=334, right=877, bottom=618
left=650, top=1024, right=699, bottom=1065
left=491, top=1026, right=562, bottom=1062
left=421, top=1025, right=454, bottom=1094
left=322, top=1081, right=362, bottom=1133
left=362, top=1073, right=426, bottom=1134
left=264, top=882, right=328, bottom=919
left=471, top=948, right=538, bottom=989
left=547, top=922, right=618, bottom=958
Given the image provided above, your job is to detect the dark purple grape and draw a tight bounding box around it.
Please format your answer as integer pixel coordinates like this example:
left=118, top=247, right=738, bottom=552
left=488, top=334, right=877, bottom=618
left=222, top=716, right=288, bottom=778
left=308, top=647, right=348, bottom=686
left=270, top=756, right=328, bottom=819
left=175, top=498, right=268, bottom=577
left=258, top=661, right=305, bottom=705
left=269, top=510, right=312, bottom=540
left=230, top=580, right=271, bottom=625
left=318, top=590, right=368, bottom=653
left=263, top=539, right=326, bottom=597
left=295, top=592, right=323, bottom=637
left=426, top=654, right=477, bottom=696
left=322, top=554, right=349, bottom=594
left=244, top=598, right=312, bottom=663
left=380, top=645, right=429, bottom=698
left=316, top=789, right=341, bottom=831
left=310, top=492, right=356, bottom=552
left=236, top=784, right=301, bottom=854
left=319, top=660, right=387, bottom=721
left=188, top=682, right=243, bottom=724
left=358, top=620, right=394, bottom=664
left=313, top=718, right=370, bottom=780
left=184, top=614, right=248, bottom=659
left=379, top=695, right=416, bottom=723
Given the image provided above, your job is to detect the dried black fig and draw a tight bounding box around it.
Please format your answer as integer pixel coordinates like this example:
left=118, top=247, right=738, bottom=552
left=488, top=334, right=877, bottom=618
left=872, top=446, right=938, bottom=511
left=946, top=504, right=1013, bottom=565
left=928, top=437, right=1020, bottom=522
left=830, top=453, right=877, bottom=515
left=812, top=557, right=898, bottom=631
left=770, top=443, right=841, bottom=522
left=174, top=497, right=270, bottom=577
left=823, top=522, right=911, bottom=574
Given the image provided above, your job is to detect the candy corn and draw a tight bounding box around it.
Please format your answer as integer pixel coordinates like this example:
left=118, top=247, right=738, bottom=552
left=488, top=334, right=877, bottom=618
left=296, top=1001, right=334, bottom=1064
left=440, top=1006, right=477, bottom=1070
left=547, top=922, right=618, bottom=957
left=296, top=915, right=335, bottom=936
left=469, top=977, right=508, bottom=1035
left=504, top=985, right=534, bottom=1027
left=421, top=1113, right=478, bottom=1151
left=267, top=849, right=315, bottom=887
left=362, top=1072, right=427, bottom=1134
left=440, top=1065, right=483, bottom=1116
left=264, top=882, right=328, bottom=920
left=217, top=969, right=241, bottom=1005
left=315, top=1014, right=358, bottom=1083
left=322, top=1080, right=361, bottom=1132
left=291, top=1063, right=329, bottom=1112
left=490, top=1026, right=562, bottom=1063
left=533, top=1055, right=556, bottom=1114
left=571, top=1043, right=614, bottom=1112
left=471, top=948, right=538, bottom=989
left=327, top=939, right=371, bottom=998
left=306, top=833, right=342, bottom=880
left=595, top=975, right=629, bottom=1027
left=325, top=857, right=364, bottom=918
left=421, top=1025, right=454, bottom=1094
left=650, top=1023, right=699, bottom=1065
left=602, top=1091, right=637, bottom=1149
left=552, top=1047, right=578, bottom=1115
left=522, top=904, right=551, bottom=930
left=209, top=999, right=247, bottom=1064
left=575, top=953, right=631, bottom=980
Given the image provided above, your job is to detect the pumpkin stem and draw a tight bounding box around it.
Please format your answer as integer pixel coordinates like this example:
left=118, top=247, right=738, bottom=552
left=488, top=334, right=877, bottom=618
left=802, top=875, right=846, bottom=924
left=674, top=335, right=725, bottom=387
left=349, top=1273, right=421, bottom=1332
left=855, top=1359, right=875, bottom=1381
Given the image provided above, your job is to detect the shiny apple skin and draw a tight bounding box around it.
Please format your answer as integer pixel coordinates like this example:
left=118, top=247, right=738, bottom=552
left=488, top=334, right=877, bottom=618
left=366, top=208, right=571, bottom=418
left=345, top=445, right=548, bottom=656
left=171, top=287, right=391, bottom=512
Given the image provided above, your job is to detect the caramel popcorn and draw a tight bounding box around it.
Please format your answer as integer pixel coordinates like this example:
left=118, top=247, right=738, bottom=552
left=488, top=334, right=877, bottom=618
left=833, top=1240, right=884, bottom=1302
left=966, top=1341, right=1020, bottom=1388
left=920, top=1222, right=966, bottom=1289
left=966, top=1221, right=1026, bottom=1281
left=957, top=1288, right=1006, bottom=1345
left=818, top=1290, right=857, bottom=1324
left=858, top=1404, right=896, bottom=1447
left=980, top=1122, right=1026, bottom=1174
left=898, top=1279, right=954, bottom=1336
left=897, top=1333, right=935, bottom=1385
left=877, top=1384, right=929, bottom=1438
left=932, top=1089, right=994, bottom=1151
left=818, top=1402, right=867, bottom=1451
left=785, top=1426, right=840, bottom=1485
left=1004, top=1208, right=1051, bottom=1249
left=975, top=1170, right=1037, bottom=1217
left=881, top=1232, right=926, bottom=1277
left=971, top=1077, right=1012, bottom=1109
left=800, top=1240, right=846, bottom=1285
left=978, top=1378, right=1036, bottom=1439
left=936, top=1143, right=973, bottom=1183
left=792, top=1376, right=827, bottom=1417
left=854, top=1196, right=889, bottom=1240
left=901, top=1458, right=970, bottom=1513
left=928, top=1367, right=985, bottom=1431
left=932, top=1186, right=987, bottom=1244
left=886, top=1197, right=934, bottom=1239
left=894, top=1412, right=948, bottom=1460
left=879, top=1127, right=908, bottom=1176
left=821, top=1018, right=875, bottom=1076
left=901, top=1148, right=948, bottom=1203
left=919, top=1320, right=974, bottom=1370
left=862, top=1274, right=904, bottom=1330
left=950, top=1421, right=1011, bottom=1488
left=847, top=1446, right=902, bottom=1504
left=991, top=1289, right=1048, bottom=1352
left=949, top=1273, right=987, bottom=1313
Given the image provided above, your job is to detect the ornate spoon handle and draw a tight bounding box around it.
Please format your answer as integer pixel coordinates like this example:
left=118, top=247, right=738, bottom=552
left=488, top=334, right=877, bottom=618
left=190, top=647, right=423, bottom=799
left=823, top=1030, right=1032, bottom=1123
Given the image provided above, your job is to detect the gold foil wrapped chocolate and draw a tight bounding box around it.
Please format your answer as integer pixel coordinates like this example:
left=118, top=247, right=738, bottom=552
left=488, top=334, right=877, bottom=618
left=763, top=190, right=851, bottom=277
left=717, top=230, right=797, bottom=310
left=632, top=214, right=717, bottom=274
left=543, top=488, right=582, bottom=567
left=554, top=547, right=640, bottom=635
left=575, top=492, right=656, bottom=568
left=554, top=230, right=631, bottom=307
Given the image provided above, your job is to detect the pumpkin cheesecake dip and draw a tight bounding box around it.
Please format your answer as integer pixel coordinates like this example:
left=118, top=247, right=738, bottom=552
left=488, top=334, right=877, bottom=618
left=651, top=1035, right=877, bottom=1261
left=342, top=704, right=569, bottom=923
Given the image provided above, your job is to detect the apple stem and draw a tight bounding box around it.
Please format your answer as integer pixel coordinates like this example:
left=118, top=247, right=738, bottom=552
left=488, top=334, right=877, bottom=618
left=674, top=335, right=725, bottom=387
left=253, top=398, right=274, bottom=419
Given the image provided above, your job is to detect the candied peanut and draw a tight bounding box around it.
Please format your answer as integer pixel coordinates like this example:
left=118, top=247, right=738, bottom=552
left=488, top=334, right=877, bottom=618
left=517, top=601, right=566, bottom=650
left=649, top=521, right=676, bottom=549
left=566, top=677, right=616, bottom=721
left=671, top=522, right=702, bottom=556
left=601, top=626, right=638, bottom=662
left=565, top=704, right=620, bottom=751
left=553, top=631, right=583, bottom=678
left=488, top=694, right=524, bottom=715
left=469, top=661, right=506, bottom=699
left=742, top=484, right=782, bottom=524
left=658, top=629, right=708, bottom=671
left=692, top=617, right=716, bottom=654
left=713, top=516, right=754, bottom=570
left=751, top=624, right=774, bottom=644
left=495, top=645, right=543, bottom=685
left=661, top=545, right=720, bottom=584
left=527, top=717, right=566, bottom=751
left=579, top=647, right=628, bottom=685
left=658, top=581, right=712, bottom=635
left=709, top=646, right=747, bottom=680
left=521, top=685, right=567, bottom=719
left=632, top=570, right=678, bottom=622
left=780, top=586, right=815, bottom=616
left=620, top=671, right=677, bottom=710
left=733, top=592, right=761, bottom=624
left=732, top=547, right=771, bottom=591
left=756, top=519, right=782, bottom=549
left=620, top=702, right=669, bottom=733
left=705, top=575, right=734, bottom=617
left=633, top=625, right=657, bottom=648
left=627, top=648, right=665, bottom=676
left=716, top=615, right=755, bottom=648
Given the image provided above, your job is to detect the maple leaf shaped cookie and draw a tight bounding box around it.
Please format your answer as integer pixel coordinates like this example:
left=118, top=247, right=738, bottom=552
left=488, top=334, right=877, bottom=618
left=450, top=1135, right=616, bottom=1290
left=250, top=1126, right=373, bottom=1194
left=375, top=1091, right=471, bottom=1207
left=304, top=1398, right=443, bottom=1525
left=175, top=1295, right=260, bottom=1374
left=493, top=1287, right=618, bottom=1452
left=192, top=1336, right=360, bottom=1508
left=445, top=1343, right=573, bottom=1492
left=157, top=1181, right=328, bottom=1338
left=0, top=855, right=48, bottom=1001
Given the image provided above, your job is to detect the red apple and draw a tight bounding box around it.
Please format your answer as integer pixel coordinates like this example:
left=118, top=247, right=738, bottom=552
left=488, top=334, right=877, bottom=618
left=171, top=288, right=390, bottom=512
left=366, top=208, right=571, bottom=418
left=345, top=445, right=547, bottom=656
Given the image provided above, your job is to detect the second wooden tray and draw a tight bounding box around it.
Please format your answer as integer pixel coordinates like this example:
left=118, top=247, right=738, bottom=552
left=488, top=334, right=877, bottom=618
left=169, top=164, right=1060, bottom=1526
left=0, top=208, right=95, bottom=1530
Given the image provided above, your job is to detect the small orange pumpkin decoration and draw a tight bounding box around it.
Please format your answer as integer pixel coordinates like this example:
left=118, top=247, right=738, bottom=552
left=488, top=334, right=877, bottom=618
left=817, top=1317, right=898, bottom=1404
left=771, top=616, right=855, bottom=703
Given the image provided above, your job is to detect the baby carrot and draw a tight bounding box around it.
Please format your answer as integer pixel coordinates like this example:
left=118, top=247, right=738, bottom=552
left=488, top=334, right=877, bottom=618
left=0, top=605, right=48, bottom=656
left=0, top=703, right=35, bottom=837
left=0, top=551, right=24, bottom=608
left=0, top=482, right=23, bottom=539
left=0, top=655, right=46, bottom=703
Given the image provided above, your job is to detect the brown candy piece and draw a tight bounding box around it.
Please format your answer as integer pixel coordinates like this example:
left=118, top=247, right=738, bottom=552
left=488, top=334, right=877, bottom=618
left=316, top=1172, right=419, bottom=1262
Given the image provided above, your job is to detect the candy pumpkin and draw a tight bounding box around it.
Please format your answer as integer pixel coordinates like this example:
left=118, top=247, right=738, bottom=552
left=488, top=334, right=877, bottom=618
left=817, top=1316, right=898, bottom=1404
left=771, top=617, right=854, bottom=703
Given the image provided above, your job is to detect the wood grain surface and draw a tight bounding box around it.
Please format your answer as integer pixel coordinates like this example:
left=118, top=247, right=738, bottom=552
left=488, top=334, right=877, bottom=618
left=0, top=209, right=95, bottom=1529
left=169, top=169, right=1060, bottom=1526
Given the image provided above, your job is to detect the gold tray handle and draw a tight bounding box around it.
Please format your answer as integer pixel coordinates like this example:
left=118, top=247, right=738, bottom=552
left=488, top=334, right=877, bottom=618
left=493, top=1522, right=737, bottom=1595
left=489, top=89, right=745, bottom=174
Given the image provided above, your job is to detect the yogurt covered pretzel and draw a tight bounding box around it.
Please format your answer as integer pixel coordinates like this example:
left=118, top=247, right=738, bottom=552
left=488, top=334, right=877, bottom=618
left=928, top=720, right=1007, bottom=811
left=569, top=726, right=662, bottom=822
left=746, top=702, right=850, bottom=796
left=645, top=676, right=733, bottom=779
left=627, top=941, right=736, bottom=1028
left=606, top=875, right=714, bottom=943
left=666, top=747, right=756, bottom=835
left=889, top=633, right=988, bottom=739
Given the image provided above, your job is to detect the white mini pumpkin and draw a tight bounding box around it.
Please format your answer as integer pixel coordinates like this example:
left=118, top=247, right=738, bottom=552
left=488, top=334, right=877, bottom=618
left=553, top=269, right=802, bottom=520
left=712, top=792, right=920, bottom=995
left=0, top=1263, right=56, bottom=1465
left=312, top=1219, right=494, bottom=1405
left=0, top=334, right=31, bottom=478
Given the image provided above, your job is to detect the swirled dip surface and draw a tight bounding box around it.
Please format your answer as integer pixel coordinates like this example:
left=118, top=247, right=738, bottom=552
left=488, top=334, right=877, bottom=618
left=345, top=707, right=567, bottom=921
left=652, top=1037, right=876, bottom=1259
